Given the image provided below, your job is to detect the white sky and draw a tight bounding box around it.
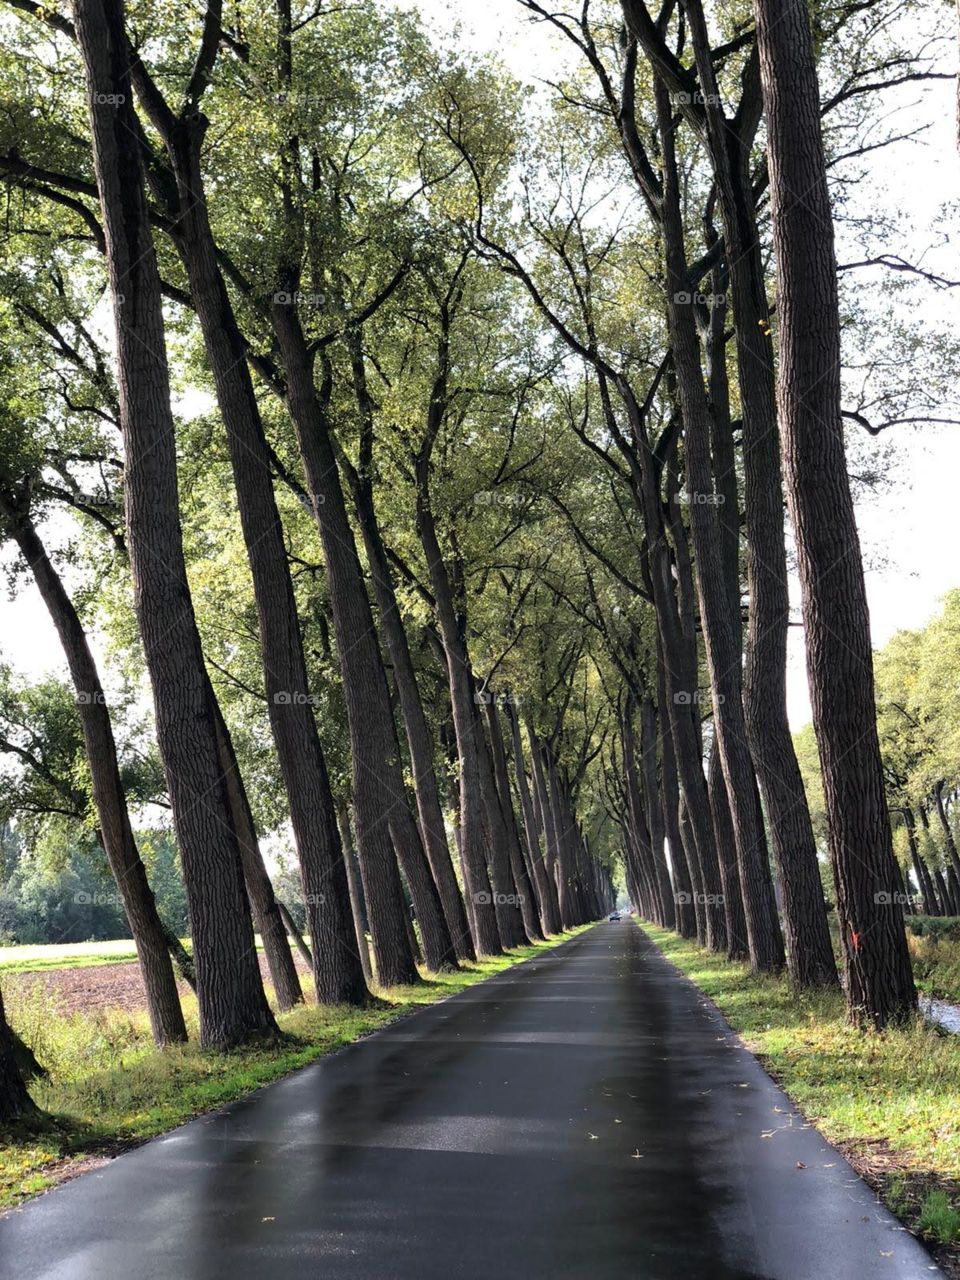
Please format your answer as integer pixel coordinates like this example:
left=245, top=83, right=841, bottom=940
left=2, top=0, right=958, bottom=733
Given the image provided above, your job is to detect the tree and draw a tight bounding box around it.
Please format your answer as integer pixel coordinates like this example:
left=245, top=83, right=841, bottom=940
left=73, top=0, right=276, bottom=1047
left=753, top=0, right=916, bottom=1025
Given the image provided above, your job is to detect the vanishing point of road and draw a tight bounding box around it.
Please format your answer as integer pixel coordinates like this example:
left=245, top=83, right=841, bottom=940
left=0, top=923, right=939, bottom=1279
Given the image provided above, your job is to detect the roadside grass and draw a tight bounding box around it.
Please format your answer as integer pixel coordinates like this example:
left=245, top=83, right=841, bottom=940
left=0, top=926, right=589, bottom=1210
left=639, top=922, right=960, bottom=1262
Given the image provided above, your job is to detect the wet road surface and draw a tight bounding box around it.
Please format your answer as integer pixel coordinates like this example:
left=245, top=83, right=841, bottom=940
left=0, top=923, right=939, bottom=1279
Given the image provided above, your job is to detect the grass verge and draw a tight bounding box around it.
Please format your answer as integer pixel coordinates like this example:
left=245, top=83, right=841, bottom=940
left=0, top=926, right=590, bottom=1210
left=638, top=921, right=960, bottom=1274
left=0, top=940, right=145, bottom=973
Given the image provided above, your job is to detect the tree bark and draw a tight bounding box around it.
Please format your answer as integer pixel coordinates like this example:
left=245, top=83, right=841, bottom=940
left=706, top=736, right=749, bottom=961
left=653, top=76, right=784, bottom=973
left=266, top=2, right=445, bottom=984
left=337, top=804, right=373, bottom=983
left=655, top=641, right=699, bottom=939
left=5, top=512, right=187, bottom=1044
left=684, top=0, right=838, bottom=989
left=74, top=0, right=276, bottom=1048
left=277, top=902, right=314, bottom=970
left=505, top=701, right=562, bottom=933
left=210, top=700, right=304, bottom=1010
left=270, top=305, right=423, bottom=986
left=754, top=0, right=916, bottom=1024
left=414, top=455, right=502, bottom=956
left=121, top=63, right=369, bottom=1006
left=638, top=696, right=675, bottom=928
left=483, top=699, right=543, bottom=941
left=904, top=806, right=940, bottom=915
left=345, top=446, right=475, bottom=962
left=0, top=988, right=35, bottom=1123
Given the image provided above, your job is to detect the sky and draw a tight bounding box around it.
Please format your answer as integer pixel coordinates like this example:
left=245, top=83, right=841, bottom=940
left=2, top=0, right=958, bottom=732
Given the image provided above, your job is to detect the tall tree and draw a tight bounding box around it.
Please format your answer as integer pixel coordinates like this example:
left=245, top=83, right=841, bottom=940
left=0, top=500, right=188, bottom=1044
left=73, top=0, right=276, bottom=1047
left=753, top=0, right=916, bottom=1024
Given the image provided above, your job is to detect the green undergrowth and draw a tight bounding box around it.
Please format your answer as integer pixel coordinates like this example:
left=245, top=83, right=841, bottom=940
left=0, top=927, right=590, bottom=1209
left=639, top=922, right=960, bottom=1259
left=908, top=930, right=960, bottom=1003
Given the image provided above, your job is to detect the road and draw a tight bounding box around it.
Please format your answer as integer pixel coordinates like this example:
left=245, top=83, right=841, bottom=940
left=0, top=922, right=939, bottom=1279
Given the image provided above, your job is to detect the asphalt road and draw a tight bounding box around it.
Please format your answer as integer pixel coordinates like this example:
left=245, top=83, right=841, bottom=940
left=0, top=922, right=940, bottom=1279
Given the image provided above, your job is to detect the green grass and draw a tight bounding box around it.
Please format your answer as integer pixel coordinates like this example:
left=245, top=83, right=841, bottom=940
left=0, top=937, right=283, bottom=973
left=0, top=927, right=589, bottom=1209
left=908, top=931, right=960, bottom=1003
left=0, top=940, right=145, bottom=972
left=638, top=922, right=960, bottom=1253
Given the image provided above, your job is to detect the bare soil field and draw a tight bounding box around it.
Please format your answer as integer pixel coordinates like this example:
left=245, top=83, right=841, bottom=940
left=4, top=954, right=310, bottom=1017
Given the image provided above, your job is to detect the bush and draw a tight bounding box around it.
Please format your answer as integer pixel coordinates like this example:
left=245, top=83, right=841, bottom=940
left=908, top=915, right=960, bottom=942
left=908, top=931, right=960, bottom=1003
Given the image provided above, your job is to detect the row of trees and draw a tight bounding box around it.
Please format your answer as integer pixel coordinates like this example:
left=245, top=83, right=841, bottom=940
left=0, top=0, right=954, bottom=1117
left=872, top=592, right=960, bottom=918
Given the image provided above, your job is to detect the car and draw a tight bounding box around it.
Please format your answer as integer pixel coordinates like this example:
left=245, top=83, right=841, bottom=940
left=608, top=912, right=621, bottom=922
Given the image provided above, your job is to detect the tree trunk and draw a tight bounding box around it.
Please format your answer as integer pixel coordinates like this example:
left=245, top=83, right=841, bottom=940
left=655, top=642, right=698, bottom=939
left=278, top=902, right=315, bottom=969
left=639, top=697, right=675, bottom=929
left=934, top=785, right=960, bottom=890
left=627, top=403, right=725, bottom=951
left=654, top=76, right=784, bottom=973
left=706, top=736, right=749, bottom=961
left=475, top=713, right=528, bottom=947
left=685, top=0, right=838, bottom=989
left=483, top=699, right=543, bottom=940
left=6, top=514, right=187, bottom=1045
left=74, top=0, right=276, bottom=1048
left=270, top=305, right=421, bottom=986
left=0, top=988, right=35, bottom=1123
left=903, top=808, right=938, bottom=915
left=210, top=700, right=304, bottom=1010
left=546, top=750, right=584, bottom=927
left=337, top=804, right=373, bottom=983
left=346, top=458, right=475, bottom=962
left=624, top=701, right=672, bottom=928
left=414, top=472, right=503, bottom=956
left=126, top=90, right=368, bottom=1007
left=528, top=725, right=566, bottom=925
left=505, top=702, right=562, bottom=933
left=754, top=0, right=916, bottom=1024
left=920, top=803, right=958, bottom=913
